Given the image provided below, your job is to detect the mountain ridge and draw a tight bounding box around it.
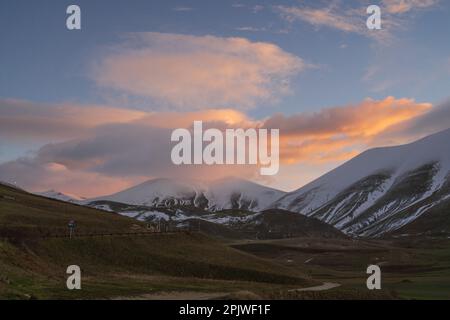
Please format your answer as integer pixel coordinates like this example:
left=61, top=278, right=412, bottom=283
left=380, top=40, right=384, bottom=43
left=33, top=128, right=450, bottom=238
left=87, top=176, right=286, bottom=212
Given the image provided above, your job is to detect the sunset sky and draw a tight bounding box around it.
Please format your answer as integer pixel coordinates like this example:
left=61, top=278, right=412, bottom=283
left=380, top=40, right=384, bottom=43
left=1, top=0, right=450, bottom=197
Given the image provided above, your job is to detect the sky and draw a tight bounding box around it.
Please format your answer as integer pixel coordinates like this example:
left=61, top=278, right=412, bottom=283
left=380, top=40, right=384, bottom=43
left=1, top=0, right=450, bottom=196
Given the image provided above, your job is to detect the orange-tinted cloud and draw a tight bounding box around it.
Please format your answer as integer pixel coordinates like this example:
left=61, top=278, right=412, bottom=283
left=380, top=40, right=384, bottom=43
left=1, top=158, right=146, bottom=197
left=264, top=97, right=431, bottom=164
left=0, top=98, right=146, bottom=141
left=382, top=0, right=438, bottom=14
left=139, top=109, right=253, bottom=128
left=277, top=1, right=438, bottom=44
left=92, top=33, right=305, bottom=110
left=0, top=98, right=254, bottom=142
left=277, top=5, right=361, bottom=33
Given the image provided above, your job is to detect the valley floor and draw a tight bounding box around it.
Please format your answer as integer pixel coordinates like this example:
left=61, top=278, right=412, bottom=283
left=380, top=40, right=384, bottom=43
left=2, top=233, right=449, bottom=299
left=230, top=236, right=450, bottom=300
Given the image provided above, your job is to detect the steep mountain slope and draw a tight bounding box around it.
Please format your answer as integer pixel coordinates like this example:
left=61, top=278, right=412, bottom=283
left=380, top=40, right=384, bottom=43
left=273, top=128, right=450, bottom=237
left=88, top=177, right=286, bottom=212
left=389, top=180, right=450, bottom=237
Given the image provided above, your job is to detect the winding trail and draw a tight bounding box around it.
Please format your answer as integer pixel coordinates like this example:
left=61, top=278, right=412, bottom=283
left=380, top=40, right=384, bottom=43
left=288, top=282, right=341, bottom=292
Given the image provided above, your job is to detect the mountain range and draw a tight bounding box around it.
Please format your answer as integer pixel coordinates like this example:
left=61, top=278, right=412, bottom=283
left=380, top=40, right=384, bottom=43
left=34, top=128, right=450, bottom=238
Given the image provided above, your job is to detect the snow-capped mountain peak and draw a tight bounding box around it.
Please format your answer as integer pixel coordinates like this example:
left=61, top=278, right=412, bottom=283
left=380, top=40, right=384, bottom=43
left=88, top=176, right=286, bottom=212
left=88, top=178, right=207, bottom=207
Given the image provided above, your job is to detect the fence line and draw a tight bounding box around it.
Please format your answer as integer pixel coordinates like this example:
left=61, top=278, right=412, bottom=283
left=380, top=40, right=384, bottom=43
left=0, top=228, right=196, bottom=241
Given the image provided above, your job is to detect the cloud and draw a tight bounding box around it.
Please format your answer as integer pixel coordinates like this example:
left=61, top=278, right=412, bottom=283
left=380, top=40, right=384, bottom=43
left=0, top=123, right=259, bottom=197
left=92, top=33, right=306, bottom=110
left=373, top=99, right=450, bottom=144
left=235, top=26, right=266, bottom=32
left=0, top=101, right=260, bottom=196
left=277, top=5, right=361, bottom=33
left=276, top=3, right=396, bottom=44
left=172, top=6, right=193, bottom=12
left=0, top=158, right=144, bottom=198
left=252, top=5, right=264, bottom=13
left=0, top=98, right=253, bottom=143
left=263, top=96, right=431, bottom=164
left=0, top=97, right=435, bottom=196
left=0, top=98, right=146, bottom=142
left=276, top=0, right=439, bottom=43
left=382, top=0, right=438, bottom=14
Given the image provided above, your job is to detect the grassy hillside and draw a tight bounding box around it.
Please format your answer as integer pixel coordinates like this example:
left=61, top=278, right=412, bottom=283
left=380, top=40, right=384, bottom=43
left=176, top=210, right=346, bottom=241
left=0, top=184, right=314, bottom=299
left=240, top=209, right=346, bottom=239
left=0, top=184, right=143, bottom=238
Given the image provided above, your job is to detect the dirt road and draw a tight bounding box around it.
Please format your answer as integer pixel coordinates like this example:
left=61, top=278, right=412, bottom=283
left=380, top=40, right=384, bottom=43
left=288, top=282, right=341, bottom=292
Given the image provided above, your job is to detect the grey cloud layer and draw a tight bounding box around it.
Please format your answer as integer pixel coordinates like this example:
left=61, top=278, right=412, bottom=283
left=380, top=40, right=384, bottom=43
left=1, top=97, right=448, bottom=195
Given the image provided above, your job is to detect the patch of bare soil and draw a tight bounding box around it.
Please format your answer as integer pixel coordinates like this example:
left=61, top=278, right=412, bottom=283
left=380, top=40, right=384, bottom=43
left=113, top=291, right=230, bottom=300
